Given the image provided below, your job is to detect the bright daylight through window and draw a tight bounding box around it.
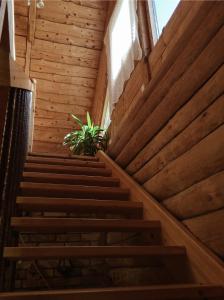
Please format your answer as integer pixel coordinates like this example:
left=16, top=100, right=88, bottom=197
left=148, top=0, right=180, bottom=43
left=104, top=0, right=142, bottom=115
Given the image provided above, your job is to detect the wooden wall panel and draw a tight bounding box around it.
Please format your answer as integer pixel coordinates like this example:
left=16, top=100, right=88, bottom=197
left=15, top=0, right=108, bottom=154
left=108, top=1, right=224, bottom=260
left=163, top=171, right=224, bottom=220
left=183, top=210, right=224, bottom=259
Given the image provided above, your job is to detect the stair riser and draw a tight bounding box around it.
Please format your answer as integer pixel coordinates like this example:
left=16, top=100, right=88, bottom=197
left=20, top=188, right=129, bottom=200
left=11, top=218, right=161, bottom=234
left=1, top=287, right=223, bottom=300
left=24, top=165, right=112, bottom=177
left=22, top=174, right=120, bottom=187
left=17, top=204, right=143, bottom=218
left=26, top=157, right=105, bottom=168
left=16, top=197, right=143, bottom=217
left=4, top=246, right=186, bottom=260
left=28, top=153, right=99, bottom=161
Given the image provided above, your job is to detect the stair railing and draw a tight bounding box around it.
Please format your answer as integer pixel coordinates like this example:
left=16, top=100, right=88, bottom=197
left=0, top=1, right=33, bottom=291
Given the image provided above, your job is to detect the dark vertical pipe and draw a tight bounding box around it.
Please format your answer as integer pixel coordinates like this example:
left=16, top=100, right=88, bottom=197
left=0, top=87, right=32, bottom=291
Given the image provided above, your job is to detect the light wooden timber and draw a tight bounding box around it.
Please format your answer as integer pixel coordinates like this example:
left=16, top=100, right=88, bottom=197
left=0, top=284, right=223, bottom=300
left=163, top=171, right=224, bottom=220
left=143, top=125, right=224, bottom=199
left=134, top=94, right=224, bottom=183
left=127, top=65, right=224, bottom=175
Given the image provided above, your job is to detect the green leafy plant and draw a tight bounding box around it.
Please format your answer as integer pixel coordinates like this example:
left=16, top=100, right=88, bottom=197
left=63, top=112, right=109, bottom=156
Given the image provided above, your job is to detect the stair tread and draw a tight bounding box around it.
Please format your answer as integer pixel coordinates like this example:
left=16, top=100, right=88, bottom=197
left=26, top=156, right=105, bottom=168
left=28, top=152, right=99, bottom=161
left=4, top=245, right=186, bottom=260
left=20, top=182, right=130, bottom=200
left=24, top=163, right=112, bottom=176
left=16, top=197, right=143, bottom=215
left=22, top=172, right=120, bottom=187
left=11, top=217, right=160, bottom=232
left=0, top=284, right=223, bottom=299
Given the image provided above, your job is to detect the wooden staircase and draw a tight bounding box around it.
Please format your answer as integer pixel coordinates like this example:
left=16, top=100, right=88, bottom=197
left=0, top=152, right=224, bottom=299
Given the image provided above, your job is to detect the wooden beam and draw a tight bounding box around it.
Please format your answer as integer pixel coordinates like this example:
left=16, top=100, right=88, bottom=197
left=183, top=209, right=224, bottom=258
left=133, top=93, right=224, bottom=183
left=137, top=0, right=151, bottom=57
left=127, top=65, right=224, bottom=176
left=24, top=0, right=36, bottom=76
left=6, top=0, right=16, bottom=60
left=143, top=125, right=224, bottom=200
left=9, top=57, right=33, bottom=90
left=0, top=284, right=223, bottom=300
left=0, top=0, right=7, bottom=42
left=163, top=171, right=224, bottom=220
left=97, top=151, right=224, bottom=284
left=28, top=0, right=36, bottom=43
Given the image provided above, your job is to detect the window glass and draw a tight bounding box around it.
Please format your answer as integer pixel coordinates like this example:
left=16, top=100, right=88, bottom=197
left=148, top=0, right=180, bottom=43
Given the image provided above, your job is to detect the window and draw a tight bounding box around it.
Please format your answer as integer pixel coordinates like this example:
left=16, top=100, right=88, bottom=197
left=104, top=0, right=142, bottom=115
left=148, top=0, right=180, bottom=44
left=101, top=88, right=111, bottom=129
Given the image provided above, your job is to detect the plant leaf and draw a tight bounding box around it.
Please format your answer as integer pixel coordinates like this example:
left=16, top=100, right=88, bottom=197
left=71, top=114, right=83, bottom=127
left=86, top=111, right=92, bottom=128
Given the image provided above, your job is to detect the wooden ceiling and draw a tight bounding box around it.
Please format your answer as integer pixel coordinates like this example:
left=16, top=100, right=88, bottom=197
left=14, top=0, right=108, bottom=154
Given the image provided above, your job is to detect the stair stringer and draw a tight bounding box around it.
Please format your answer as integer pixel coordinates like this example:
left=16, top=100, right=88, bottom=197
left=97, top=151, right=224, bottom=284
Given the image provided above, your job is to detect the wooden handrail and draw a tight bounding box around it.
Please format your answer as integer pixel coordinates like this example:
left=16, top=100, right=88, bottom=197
left=0, top=0, right=33, bottom=90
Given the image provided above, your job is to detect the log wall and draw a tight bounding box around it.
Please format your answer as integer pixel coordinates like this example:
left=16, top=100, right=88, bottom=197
left=14, top=0, right=107, bottom=154
left=108, top=1, right=224, bottom=259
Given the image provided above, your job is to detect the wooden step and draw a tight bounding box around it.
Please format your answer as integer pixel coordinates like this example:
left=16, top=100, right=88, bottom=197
left=24, top=163, right=112, bottom=177
left=26, top=156, right=105, bottom=168
left=4, top=245, right=186, bottom=260
left=22, top=172, right=120, bottom=187
left=0, top=284, right=223, bottom=299
left=20, top=182, right=130, bottom=200
left=11, top=217, right=160, bottom=233
left=28, top=152, right=99, bottom=161
left=16, top=197, right=143, bottom=217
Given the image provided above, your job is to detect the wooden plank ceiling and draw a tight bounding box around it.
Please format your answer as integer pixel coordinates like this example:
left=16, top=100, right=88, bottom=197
left=14, top=0, right=108, bottom=154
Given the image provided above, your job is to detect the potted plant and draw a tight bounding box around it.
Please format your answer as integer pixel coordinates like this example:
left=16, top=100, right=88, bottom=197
left=63, top=112, right=109, bottom=156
